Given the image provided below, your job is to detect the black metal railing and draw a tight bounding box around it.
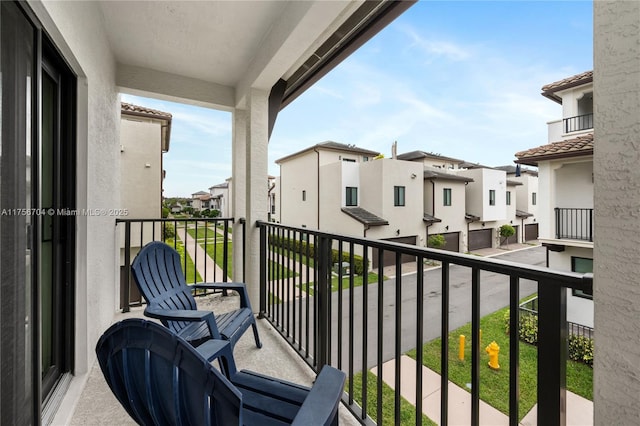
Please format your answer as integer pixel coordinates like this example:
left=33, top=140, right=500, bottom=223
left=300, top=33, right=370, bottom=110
left=555, top=208, right=593, bottom=241
left=116, top=217, right=242, bottom=312
left=257, top=221, right=592, bottom=426
left=563, top=113, right=593, bottom=133
left=519, top=296, right=594, bottom=339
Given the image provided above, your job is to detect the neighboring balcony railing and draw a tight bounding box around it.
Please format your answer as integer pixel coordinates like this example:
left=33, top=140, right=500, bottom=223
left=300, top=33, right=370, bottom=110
left=257, top=221, right=592, bottom=426
left=519, top=296, right=594, bottom=339
left=116, top=217, right=242, bottom=312
left=555, top=208, right=593, bottom=242
left=563, top=113, right=593, bottom=133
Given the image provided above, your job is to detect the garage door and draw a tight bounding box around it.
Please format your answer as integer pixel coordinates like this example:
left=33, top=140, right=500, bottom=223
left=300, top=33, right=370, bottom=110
left=372, top=236, right=417, bottom=268
left=468, top=229, right=492, bottom=251
left=438, top=232, right=459, bottom=252
left=500, top=225, right=519, bottom=246
left=525, top=223, right=538, bottom=241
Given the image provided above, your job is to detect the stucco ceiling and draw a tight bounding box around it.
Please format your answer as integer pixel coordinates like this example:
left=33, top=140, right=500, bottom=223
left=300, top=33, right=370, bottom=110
left=99, top=1, right=366, bottom=107
left=99, top=1, right=289, bottom=88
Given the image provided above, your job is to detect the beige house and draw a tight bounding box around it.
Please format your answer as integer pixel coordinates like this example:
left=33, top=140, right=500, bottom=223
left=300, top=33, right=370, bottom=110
left=209, top=181, right=231, bottom=217
left=516, top=71, right=594, bottom=328
left=120, top=102, right=172, bottom=218
left=496, top=165, right=539, bottom=243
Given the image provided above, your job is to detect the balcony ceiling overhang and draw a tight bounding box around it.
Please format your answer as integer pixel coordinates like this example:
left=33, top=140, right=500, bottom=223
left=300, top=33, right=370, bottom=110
left=102, top=0, right=415, bottom=112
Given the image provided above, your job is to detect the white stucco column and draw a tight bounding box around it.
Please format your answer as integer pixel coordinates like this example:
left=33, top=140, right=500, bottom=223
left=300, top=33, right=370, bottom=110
left=594, top=1, right=640, bottom=424
left=232, top=89, right=269, bottom=310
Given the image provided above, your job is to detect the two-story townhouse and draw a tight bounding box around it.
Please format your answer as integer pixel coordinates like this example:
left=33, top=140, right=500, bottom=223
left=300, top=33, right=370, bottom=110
left=209, top=181, right=230, bottom=217
left=495, top=165, right=540, bottom=243
left=276, top=141, right=380, bottom=229
left=515, top=70, right=594, bottom=328
left=422, top=168, right=474, bottom=252
left=457, top=166, right=510, bottom=251
left=191, top=190, right=210, bottom=211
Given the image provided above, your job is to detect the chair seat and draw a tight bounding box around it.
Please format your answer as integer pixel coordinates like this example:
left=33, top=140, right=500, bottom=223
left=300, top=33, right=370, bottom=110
left=177, top=307, right=255, bottom=347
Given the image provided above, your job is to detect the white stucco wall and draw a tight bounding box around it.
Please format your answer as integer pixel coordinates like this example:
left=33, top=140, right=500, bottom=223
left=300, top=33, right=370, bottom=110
left=593, top=2, right=640, bottom=423
left=554, top=160, right=593, bottom=208
left=120, top=118, right=162, bottom=218
left=279, top=151, right=318, bottom=229
left=459, top=168, right=507, bottom=221
left=319, top=162, right=362, bottom=237
left=425, top=179, right=468, bottom=241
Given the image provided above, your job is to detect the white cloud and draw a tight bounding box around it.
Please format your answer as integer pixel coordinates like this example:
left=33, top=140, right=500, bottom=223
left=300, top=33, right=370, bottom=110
left=400, top=25, right=472, bottom=61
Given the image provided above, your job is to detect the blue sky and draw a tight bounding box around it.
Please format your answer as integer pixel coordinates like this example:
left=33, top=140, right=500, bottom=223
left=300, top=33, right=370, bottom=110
left=122, top=1, right=593, bottom=198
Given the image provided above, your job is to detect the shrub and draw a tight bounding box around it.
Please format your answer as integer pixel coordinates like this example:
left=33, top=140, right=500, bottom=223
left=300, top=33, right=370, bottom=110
left=504, top=309, right=593, bottom=367
left=162, top=223, right=176, bottom=240
left=569, top=335, right=594, bottom=366
left=268, top=234, right=365, bottom=275
left=499, top=224, right=515, bottom=238
left=427, top=234, right=446, bottom=249
left=161, top=206, right=170, bottom=218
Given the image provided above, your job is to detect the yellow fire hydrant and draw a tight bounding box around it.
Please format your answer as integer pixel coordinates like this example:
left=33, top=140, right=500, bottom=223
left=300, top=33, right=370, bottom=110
left=485, top=341, right=500, bottom=370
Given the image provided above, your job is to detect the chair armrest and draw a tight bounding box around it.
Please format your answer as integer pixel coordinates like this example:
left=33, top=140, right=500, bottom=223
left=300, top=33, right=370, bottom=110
left=291, top=366, right=346, bottom=426
left=192, top=282, right=253, bottom=311
left=144, top=306, right=221, bottom=339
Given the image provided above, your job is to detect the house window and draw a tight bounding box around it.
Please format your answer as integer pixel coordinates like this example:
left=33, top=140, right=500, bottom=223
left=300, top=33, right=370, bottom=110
left=394, top=186, right=405, bottom=206
left=443, top=188, right=452, bottom=206
left=489, top=190, right=496, bottom=206
left=302, top=190, right=306, bottom=201
left=363, top=156, right=369, bottom=162
left=571, top=257, right=593, bottom=299
left=532, top=192, right=537, bottom=205
left=506, top=191, right=511, bottom=206
left=346, top=187, right=358, bottom=206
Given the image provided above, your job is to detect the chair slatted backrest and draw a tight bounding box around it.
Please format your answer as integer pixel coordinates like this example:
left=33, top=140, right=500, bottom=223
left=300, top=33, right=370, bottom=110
left=132, top=242, right=198, bottom=333
left=96, top=319, right=242, bottom=426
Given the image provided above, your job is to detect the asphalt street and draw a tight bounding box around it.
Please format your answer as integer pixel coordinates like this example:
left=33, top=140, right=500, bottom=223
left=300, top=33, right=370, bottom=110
left=283, top=245, right=546, bottom=372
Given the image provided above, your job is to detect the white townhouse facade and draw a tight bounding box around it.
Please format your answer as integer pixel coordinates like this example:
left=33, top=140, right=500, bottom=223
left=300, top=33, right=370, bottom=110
left=276, top=141, right=380, bottom=230
left=516, top=71, right=594, bottom=328
left=209, top=181, right=231, bottom=217
left=496, top=165, right=540, bottom=243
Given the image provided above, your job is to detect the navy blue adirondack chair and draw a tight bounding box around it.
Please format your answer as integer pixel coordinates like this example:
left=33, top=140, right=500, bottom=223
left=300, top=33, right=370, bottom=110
left=131, top=241, right=261, bottom=350
left=96, top=319, right=346, bottom=426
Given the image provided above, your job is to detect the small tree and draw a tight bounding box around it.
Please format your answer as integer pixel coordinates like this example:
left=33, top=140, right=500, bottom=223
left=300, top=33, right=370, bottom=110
left=427, top=234, right=446, bottom=249
left=499, top=224, right=515, bottom=248
left=161, top=206, right=170, bottom=218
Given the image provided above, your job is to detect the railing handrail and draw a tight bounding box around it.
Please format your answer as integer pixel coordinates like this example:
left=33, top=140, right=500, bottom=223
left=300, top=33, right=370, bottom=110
left=257, top=220, right=592, bottom=293
left=115, top=217, right=235, bottom=224
left=564, top=112, right=593, bottom=120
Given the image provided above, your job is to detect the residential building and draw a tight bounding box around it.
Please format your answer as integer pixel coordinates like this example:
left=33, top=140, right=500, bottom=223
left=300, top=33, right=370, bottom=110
left=209, top=181, right=230, bottom=217
left=496, top=165, right=540, bottom=243
left=191, top=190, right=211, bottom=211
left=515, top=71, right=594, bottom=328
left=120, top=102, right=172, bottom=218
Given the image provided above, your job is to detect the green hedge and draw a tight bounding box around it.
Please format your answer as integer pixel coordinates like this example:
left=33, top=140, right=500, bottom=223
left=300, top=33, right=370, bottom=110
left=504, top=310, right=593, bottom=366
left=269, top=234, right=365, bottom=275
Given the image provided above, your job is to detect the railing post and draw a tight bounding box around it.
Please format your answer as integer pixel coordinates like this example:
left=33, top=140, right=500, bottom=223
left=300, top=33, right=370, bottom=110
left=555, top=208, right=560, bottom=239
left=316, top=234, right=332, bottom=370
left=258, top=221, right=266, bottom=318
left=589, top=209, right=593, bottom=242
left=122, top=220, right=131, bottom=313
left=537, top=280, right=567, bottom=426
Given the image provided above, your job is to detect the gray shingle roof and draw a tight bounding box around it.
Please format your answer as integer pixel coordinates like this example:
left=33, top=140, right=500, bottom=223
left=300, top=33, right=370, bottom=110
left=341, top=207, right=388, bottom=226
left=276, top=141, right=379, bottom=164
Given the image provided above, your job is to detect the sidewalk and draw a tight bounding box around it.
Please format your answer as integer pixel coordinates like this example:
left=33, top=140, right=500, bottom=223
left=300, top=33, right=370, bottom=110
left=373, top=355, right=593, bottom=425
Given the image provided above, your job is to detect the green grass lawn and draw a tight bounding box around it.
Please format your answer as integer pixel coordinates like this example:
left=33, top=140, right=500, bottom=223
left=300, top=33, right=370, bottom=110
left=186, top=226, right=222, bottom=241
left=164, top=237, right=202, bottom=284
left=406, top=306, right=593, bottom=420
left=204, top=240, right=296, bottom=280
left=348, top=371, right=437, bottom=425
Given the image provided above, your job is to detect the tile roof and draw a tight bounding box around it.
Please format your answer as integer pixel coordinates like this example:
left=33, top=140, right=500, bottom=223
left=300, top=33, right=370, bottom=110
left=341, top=207, right=388, bottom=226
left=121, top=102, right=172, bottom=119
left=515, top=133, right=593, bottom=166
left=541, top=71, right=592, bottom=103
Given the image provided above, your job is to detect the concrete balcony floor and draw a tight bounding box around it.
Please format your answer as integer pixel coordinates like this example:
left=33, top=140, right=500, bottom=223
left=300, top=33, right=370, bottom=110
left=68, top=292, right=359, bottom=425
